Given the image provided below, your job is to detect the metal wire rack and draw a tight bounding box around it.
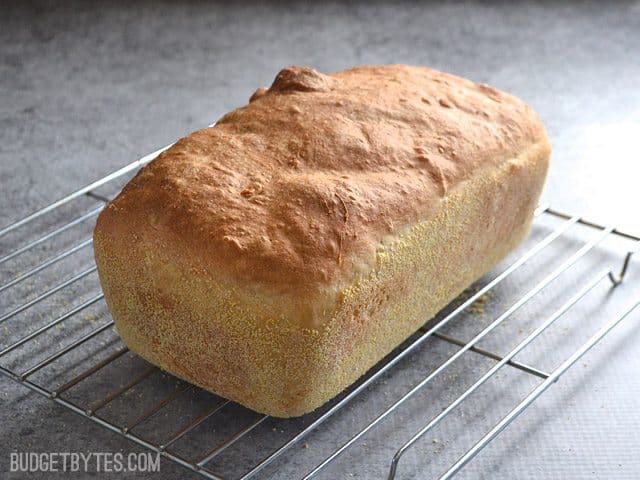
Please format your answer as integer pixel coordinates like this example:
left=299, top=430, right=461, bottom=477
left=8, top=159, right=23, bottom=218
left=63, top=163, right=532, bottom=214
left=1, top=140, right=638, bottom=479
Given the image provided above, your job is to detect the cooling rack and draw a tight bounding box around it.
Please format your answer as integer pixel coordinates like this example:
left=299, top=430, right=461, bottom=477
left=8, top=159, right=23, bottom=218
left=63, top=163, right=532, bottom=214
left=0, top=141, right=638, bottom=479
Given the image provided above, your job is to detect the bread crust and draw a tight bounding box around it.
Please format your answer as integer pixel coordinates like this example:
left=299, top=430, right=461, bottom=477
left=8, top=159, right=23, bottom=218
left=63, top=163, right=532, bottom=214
left=94, top=65, right=550, bottom=416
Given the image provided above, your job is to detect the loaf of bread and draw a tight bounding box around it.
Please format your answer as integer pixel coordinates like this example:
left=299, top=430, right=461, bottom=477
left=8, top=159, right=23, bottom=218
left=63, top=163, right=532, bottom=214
left=93, top=65, right=550, bottom=417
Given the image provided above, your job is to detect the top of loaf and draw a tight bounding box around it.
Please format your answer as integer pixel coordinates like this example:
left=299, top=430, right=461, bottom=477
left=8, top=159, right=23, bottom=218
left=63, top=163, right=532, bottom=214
left=96, top=65, right=547, bottom=297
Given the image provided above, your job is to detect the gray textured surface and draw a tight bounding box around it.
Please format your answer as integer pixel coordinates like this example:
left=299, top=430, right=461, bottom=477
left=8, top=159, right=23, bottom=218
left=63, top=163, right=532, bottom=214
left=1, top=1, right=640, bottom=479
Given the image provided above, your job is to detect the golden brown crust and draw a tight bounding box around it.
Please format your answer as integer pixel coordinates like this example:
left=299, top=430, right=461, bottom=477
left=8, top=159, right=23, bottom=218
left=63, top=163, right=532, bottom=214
left=96, top=65, right=547, bottom=306
left=94, top=64, right=550, bottom=416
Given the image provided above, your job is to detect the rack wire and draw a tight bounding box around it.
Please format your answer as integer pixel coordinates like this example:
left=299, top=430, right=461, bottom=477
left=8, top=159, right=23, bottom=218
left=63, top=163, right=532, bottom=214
left=0, top=142, right=638, bottom=479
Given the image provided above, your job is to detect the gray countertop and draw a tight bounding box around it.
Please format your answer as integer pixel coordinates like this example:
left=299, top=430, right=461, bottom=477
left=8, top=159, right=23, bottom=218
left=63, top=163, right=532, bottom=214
left=1, top=1, right=640, bottom=479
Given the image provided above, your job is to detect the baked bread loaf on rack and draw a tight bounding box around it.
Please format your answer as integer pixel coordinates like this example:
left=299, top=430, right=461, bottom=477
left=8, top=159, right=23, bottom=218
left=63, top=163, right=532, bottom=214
left=93, top=65, right=550, bottom=417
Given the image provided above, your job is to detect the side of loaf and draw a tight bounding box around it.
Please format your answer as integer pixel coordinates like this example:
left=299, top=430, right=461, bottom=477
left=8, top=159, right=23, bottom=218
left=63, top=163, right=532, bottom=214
left=93, top=64, right=550, bottom=417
